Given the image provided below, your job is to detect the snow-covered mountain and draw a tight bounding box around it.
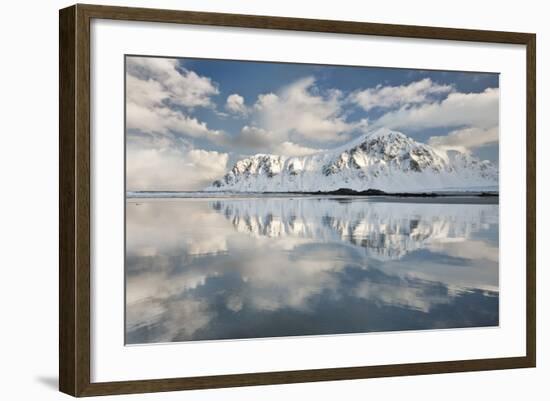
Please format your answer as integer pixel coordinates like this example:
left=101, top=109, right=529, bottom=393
left=207, top=128, right=498, bottom=193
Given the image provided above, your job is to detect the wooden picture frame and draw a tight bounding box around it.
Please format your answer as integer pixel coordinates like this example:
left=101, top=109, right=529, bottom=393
left=59, top=3, right=536, bottom=397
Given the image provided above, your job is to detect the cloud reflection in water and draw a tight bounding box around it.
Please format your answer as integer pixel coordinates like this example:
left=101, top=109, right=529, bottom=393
left=126, top=197, right=498, bottom=344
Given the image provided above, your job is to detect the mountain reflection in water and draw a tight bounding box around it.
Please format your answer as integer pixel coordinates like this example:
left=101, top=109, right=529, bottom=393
left=126, top=197, right=499, bottom=344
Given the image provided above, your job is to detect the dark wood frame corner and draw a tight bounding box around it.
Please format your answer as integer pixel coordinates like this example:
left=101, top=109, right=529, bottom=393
left=59, top=3, right=536, bottom=397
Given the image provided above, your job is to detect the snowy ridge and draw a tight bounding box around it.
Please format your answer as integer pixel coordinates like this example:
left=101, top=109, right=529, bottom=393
left=207, top=128, right=498, bottom=193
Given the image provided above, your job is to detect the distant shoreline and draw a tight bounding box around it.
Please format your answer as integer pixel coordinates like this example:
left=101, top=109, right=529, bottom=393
left=290, top=188, right=498, bottom=198
left=126, top=188, right=499, bottom=205
left=127, top=187, right=498, bottom=197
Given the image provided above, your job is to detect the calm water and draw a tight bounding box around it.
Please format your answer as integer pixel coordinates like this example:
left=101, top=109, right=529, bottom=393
left=125, top=196, right=499, bottom=344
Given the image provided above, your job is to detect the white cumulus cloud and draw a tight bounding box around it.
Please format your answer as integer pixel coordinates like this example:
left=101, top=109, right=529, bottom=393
left=374, top=87, right=499, bottom=131
left=225, top=93, right=248, bottom=115
left=125, top=57, right=294, bottom=191
left=234, top=125, right=322, bottom=157
left=127, top=57, right=219, bottom=108
left=126, top=136, right=228, bottom=191
left=252, top=76, right=357, bottom=144
left=126, top=100, right=224, bottom=144
left=428, top=126, right=499, bottom=153
left=350, top=78, right=453, bottom=111
left=275, top=141, right=321, bottom=157
left=126, top=57, right=226, bottom=149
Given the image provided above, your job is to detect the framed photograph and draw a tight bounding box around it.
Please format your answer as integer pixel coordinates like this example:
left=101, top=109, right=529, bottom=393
left=59, top=4, right=536, bottom=397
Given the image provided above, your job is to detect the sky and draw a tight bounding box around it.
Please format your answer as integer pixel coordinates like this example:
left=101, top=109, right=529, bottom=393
left=125, top=55, right=499, bottom=191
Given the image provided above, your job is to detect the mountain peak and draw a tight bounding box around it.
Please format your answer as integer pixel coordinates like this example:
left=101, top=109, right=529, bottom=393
left=366, top=127, right=406, bottom=140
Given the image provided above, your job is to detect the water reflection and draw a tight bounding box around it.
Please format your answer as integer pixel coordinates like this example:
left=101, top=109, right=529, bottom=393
left=126, top=197, right=499, bottom=344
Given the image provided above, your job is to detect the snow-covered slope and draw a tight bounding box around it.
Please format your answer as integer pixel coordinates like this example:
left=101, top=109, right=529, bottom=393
left=207, top=128, right=498, bottom=193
